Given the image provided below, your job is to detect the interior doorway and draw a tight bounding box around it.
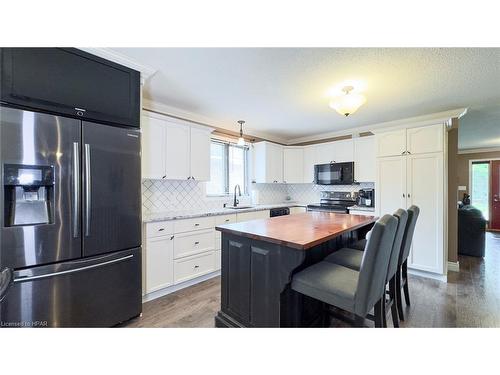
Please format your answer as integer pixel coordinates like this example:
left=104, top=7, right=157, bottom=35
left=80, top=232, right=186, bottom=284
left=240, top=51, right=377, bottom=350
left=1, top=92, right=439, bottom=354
left=470, top=159, right=500, bottom=231
left=491, top=160, right=500, bottom=231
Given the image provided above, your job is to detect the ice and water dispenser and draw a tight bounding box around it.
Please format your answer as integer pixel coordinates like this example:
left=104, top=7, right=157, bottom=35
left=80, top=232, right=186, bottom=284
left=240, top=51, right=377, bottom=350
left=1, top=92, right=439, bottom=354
left=3, top=164, right=54, bottom=226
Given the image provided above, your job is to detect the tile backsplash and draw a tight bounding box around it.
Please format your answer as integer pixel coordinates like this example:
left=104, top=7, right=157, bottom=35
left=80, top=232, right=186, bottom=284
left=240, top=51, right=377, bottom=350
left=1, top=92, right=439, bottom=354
left=142, top=179, right=374, bottom=215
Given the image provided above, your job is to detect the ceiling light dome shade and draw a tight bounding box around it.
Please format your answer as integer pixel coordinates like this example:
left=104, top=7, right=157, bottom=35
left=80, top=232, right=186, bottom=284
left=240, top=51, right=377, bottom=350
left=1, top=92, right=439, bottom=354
left=329, top=86, right=366, bottom=117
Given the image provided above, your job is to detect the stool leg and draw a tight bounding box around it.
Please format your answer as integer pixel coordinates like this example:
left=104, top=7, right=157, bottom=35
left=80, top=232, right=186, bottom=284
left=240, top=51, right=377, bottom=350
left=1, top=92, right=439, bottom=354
left=402, top=260, right=411, bottom=306
left=395, top=268, right=404, bottom=321
left=389, top=276, right=399, bottom=328
left=382, top=288, right=387, bottom=328
left=374, top=299, right=383, bottom=328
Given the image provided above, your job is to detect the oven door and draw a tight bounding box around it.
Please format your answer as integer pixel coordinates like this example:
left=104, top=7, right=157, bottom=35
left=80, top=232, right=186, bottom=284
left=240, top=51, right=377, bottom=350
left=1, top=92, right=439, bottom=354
left=314, top=163, right=343, bottom=185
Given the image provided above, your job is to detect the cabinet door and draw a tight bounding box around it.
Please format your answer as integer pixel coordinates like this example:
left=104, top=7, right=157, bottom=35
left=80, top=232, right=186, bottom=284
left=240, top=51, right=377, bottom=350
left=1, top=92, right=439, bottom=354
left=354, top=136, right=376, bottom=182
left=376, top=129, right=407, bottom=157
left=267, top=142, right=283, bottom=183
left=332, top=139, right=354, bottom=162
left=283, top=148, right=304, bottom=183
left=376, top=156, right=406, bottom=216
left=146, top=235, right=174, bottom=293
left=316, top=142, right=336, bottom=164
left=190, top=126, right=211, bottom=181
left=165, top=122, right=190, bottom=180
left=141, top=115, right=166, bottom=179
left=303, top=146, right=317, bottom=183
left=406, top=124, right=443, bottom=155
left=406, top=153, right=444, bottom=274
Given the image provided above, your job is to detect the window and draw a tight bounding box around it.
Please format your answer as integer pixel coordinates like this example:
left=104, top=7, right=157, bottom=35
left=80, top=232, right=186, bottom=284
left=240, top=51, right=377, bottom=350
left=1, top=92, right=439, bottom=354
left=471, top=161, right=490, bottom=219
left=206, top=140, right=249, bottom=196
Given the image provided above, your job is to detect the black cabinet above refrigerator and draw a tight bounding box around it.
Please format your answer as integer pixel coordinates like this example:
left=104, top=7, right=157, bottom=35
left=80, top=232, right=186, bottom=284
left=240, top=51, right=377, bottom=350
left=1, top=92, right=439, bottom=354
left=0, top=48, right=140, bottom=128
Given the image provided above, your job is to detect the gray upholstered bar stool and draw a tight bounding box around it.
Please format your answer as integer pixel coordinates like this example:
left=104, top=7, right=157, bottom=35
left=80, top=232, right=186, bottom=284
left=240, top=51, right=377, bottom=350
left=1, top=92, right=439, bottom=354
left=324, top=209, right=408, bottom=327
left=396, top=205, right=420, bottom=321
left=291, top=214, right=398, bottom=328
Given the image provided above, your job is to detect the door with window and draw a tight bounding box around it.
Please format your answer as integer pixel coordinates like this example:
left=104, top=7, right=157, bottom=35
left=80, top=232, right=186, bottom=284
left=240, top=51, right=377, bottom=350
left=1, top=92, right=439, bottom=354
left=491, top=161, right=500, bottom=230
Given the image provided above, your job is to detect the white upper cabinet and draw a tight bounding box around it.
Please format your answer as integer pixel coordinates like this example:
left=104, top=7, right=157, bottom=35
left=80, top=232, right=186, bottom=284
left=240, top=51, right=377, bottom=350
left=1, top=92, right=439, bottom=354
left=303, top=146, right=317, bottom=183
left=354, top=136, right=376, bottom=182
left=141, top=113, right=213, bottom=181
left=332, top=139, right=354, bottom=162
left=189, top=126, right=212, bottom=181
left=376, top=129, right=407, bottom=157
left=253, top=141, right=284, bottom=183
left=283, top=147, right=304, bottom=183
left=406, top=124, right=443, bottom=155
left=141, top=115, right=166, bottom=179
left=376, top=124, right=444, bottom=157
left=165, top=122, right=190, bottom=180
left=315, top=142, right=336, bottom=164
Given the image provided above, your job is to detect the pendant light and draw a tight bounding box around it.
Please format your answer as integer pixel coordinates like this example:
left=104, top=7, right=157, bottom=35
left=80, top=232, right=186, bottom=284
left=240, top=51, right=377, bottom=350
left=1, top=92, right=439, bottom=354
left=237, top=120, right=245, bottom=146
left=329, top=86, right=366, bottom=117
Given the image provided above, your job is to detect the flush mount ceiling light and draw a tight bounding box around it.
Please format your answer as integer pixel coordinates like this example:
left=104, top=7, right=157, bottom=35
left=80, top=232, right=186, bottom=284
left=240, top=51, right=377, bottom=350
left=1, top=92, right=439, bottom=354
left=237, top=120, right=245, bottom=146
left=329, top=86, right=366, bottom=117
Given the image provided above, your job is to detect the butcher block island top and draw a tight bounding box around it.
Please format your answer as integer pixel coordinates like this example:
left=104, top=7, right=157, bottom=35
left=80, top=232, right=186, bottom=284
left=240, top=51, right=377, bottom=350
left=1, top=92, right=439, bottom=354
left=215, top=212, right=378, bottom=250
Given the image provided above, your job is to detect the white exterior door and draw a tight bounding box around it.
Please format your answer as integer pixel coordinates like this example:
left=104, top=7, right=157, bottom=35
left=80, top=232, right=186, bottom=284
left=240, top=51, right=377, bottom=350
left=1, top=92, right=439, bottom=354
left=406, top=153, right=444, bottom=274
left=283, top=148, right=304, bottom=183
left=141, top=115, right=166, bottom=179
left=190, top=127, right=211, bottom=181
left=376, top=156, right=406, bottom=216
left=376, top=129, right=407, bottom=157
left=165, top=122, right=190, bottom=180
left=146, top=236, right=174, bottom=293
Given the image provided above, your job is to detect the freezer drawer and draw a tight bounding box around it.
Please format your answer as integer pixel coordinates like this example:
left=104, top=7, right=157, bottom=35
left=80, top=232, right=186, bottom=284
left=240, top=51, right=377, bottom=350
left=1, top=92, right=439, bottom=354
left=0, top=247, right=142, bottom=327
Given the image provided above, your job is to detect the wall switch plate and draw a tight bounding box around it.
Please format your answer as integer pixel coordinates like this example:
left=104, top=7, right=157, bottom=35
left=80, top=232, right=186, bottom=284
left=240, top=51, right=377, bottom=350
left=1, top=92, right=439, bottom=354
left=458, top=186, right=467, bottom=191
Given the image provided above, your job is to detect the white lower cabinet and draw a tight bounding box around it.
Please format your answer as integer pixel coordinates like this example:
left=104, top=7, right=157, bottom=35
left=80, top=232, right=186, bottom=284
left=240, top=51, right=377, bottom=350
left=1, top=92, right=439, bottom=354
left=289, top=206, right=306, bottom=214
left=174, top=251, right=216, bottom=284
left=236, top=210, right=270, bottom=222
left=145, top=235, right=174, bottom=294
left=215, top=249, right=221, bottom=270
left=174, top=229, right=215, bottom=259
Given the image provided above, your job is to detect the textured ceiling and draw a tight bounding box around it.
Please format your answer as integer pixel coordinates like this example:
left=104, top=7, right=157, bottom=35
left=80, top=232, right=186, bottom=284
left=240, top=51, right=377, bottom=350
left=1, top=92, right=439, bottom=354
left=459, top=104, right=500, bottom=150
left=113, top=48, right=500, bottom=145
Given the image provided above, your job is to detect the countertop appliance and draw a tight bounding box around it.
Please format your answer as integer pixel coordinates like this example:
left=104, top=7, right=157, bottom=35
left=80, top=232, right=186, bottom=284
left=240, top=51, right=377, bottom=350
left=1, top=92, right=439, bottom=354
left=307, top=191, right=357, bottom=213
left=314, top=162, right=355, bottom=185
left=0, top=49, right=142, bottom=327
left=357, top=188, right=374, bottom=207
left=270, top=207, right=290, bottom=217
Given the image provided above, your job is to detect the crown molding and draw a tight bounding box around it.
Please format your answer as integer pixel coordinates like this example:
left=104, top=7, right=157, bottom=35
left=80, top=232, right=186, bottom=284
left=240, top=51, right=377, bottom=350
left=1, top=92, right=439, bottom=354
left=286, top=107, right=468, bottom=145
left=78, top=48, right=156, bottom=84
left=458, top=146, right=500, bottom=155
left=142, top=99, right=289, bottom=144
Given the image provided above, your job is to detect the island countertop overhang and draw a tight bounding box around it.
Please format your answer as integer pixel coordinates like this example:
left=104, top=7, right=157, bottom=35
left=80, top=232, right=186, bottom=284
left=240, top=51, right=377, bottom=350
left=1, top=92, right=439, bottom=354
left=215, top=212, right=378, bottom=250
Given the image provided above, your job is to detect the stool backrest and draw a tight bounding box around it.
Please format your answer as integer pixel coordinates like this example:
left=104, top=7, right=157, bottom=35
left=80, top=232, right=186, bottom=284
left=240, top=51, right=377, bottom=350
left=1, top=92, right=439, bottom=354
left=398, top=205, right=420, bottom=266
left=387, top=209, right=408, bottom=280
left=355, top=214, right=398, bottom=316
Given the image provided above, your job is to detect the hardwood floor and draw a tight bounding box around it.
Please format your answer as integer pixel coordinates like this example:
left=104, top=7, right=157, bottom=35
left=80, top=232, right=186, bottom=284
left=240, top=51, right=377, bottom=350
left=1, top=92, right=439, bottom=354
left=123, top=232, right=500, bottom=328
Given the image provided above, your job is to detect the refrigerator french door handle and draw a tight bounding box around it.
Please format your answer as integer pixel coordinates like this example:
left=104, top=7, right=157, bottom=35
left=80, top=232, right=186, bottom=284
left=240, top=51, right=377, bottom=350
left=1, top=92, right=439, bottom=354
left=72, top=142, right=80, bottom=238
left=85, top=143, right=91, bottom=237
left=13, top=255, right=134, bottom=283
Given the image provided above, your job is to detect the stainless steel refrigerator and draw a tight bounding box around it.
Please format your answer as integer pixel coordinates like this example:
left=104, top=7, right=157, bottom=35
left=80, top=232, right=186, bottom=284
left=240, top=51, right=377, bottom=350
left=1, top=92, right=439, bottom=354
left=0, top=106, right=142, bottom=327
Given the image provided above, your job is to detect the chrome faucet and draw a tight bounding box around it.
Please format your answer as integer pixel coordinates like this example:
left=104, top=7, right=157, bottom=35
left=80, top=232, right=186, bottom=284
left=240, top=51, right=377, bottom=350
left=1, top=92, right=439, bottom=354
left=233, top=184, right=241, bottom=207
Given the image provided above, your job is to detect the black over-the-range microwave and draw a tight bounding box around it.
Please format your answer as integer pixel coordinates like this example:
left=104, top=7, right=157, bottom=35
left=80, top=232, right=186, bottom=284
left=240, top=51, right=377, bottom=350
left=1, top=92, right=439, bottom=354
left=314, top=162, right=355, bottom=185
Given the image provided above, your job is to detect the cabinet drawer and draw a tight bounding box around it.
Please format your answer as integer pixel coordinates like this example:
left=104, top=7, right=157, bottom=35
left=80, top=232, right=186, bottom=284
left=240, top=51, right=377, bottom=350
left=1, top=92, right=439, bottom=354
left=146, top=221, right=174, bottom=238
left=174, top=229, right=215, bottom=259
left=174, top=251, right=215, bottom=284
left=215, top=214, right=237, bottom=225
left=174, top=216, right=215, bottom=233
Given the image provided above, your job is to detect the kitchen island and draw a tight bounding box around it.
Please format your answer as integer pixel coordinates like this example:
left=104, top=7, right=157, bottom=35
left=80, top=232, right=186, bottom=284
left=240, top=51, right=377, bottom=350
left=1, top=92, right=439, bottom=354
left=214, top=212, right=377, bottom=327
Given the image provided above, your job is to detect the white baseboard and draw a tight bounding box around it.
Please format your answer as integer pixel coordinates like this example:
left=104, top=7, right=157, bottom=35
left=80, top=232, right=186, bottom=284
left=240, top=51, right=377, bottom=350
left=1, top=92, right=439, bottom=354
left=407, top=268, right=447, bottom=282
left=142, top=270, right=221, bottom=303
left=447, top=261, right=460, bottom=273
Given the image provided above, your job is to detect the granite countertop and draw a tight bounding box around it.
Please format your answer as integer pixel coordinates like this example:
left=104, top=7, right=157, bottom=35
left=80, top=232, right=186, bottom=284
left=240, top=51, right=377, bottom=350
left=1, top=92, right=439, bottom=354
left=348, top=205, right=375, bottom=212
left=143, top=202, right=309, bottom=223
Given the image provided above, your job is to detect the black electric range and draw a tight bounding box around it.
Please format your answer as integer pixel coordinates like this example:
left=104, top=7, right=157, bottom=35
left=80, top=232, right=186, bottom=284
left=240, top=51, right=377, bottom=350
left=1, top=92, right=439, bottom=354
left=307, top=191, right=357, bottom=213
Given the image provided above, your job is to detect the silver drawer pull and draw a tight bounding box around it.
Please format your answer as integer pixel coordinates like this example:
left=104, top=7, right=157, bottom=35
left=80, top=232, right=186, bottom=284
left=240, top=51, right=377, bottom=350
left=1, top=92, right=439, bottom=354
left=194, top=241, right=200, bottom=245
left=158, top=228, right=165, bottom=232
left=194, top=223, right=200, bottom=226
left=194, top=265, right=199, bottom=269
left=225, top=219, right=230, bottom=222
